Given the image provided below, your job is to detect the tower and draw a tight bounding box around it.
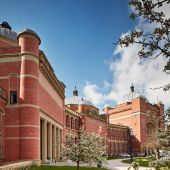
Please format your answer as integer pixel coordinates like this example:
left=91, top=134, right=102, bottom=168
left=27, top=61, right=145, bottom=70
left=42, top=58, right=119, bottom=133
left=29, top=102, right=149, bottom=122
left=17, top=29, right=41, bottom=161
left=73, top=86, right=78, bottom=96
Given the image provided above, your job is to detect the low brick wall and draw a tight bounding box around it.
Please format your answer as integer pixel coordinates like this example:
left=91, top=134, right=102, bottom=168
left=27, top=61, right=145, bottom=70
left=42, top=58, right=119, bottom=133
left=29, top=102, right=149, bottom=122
left=0, top=160, right=41, bottom=170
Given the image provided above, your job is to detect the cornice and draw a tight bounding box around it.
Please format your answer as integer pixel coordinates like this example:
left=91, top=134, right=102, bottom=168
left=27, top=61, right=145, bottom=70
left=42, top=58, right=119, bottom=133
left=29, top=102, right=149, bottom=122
left=39, top=50, right=65, bottom=99
left=0, top=34, right=18, bottom=46
left=108, top=123, right=128, bottom=129
left=84, top=113, right=107, bottom=123
left=108, top=105, right=132, bottom=115
left=65, top=106, right=80, bottom=117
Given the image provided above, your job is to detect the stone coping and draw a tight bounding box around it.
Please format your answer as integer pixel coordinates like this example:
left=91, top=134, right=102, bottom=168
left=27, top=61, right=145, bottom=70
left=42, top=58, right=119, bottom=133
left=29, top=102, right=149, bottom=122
left=0, top=160, right=40, bottom=170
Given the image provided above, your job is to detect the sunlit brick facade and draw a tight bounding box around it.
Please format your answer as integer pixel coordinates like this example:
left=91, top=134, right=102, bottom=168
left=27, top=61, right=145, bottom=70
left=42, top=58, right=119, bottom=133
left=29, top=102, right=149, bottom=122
left=65, top=87, right=130, bottom=157
left=104, top=84, right=164, bottom=155
left=0, top=22, right=164, bottom=165
left=0, top=22, right=65, bottom=164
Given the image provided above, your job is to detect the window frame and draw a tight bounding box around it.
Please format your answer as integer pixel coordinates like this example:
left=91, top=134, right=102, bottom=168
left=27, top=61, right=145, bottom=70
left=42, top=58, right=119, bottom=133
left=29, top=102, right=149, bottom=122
left=10, top=91, right=17, bottom=104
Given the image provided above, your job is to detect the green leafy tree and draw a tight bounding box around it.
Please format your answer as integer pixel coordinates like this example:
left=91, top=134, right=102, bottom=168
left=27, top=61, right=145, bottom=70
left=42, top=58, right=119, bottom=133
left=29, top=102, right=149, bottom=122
left=117, top=0, right=170, bottom=90
left=61, top=128, right=106, bottom=170
left=157, top=107, right=170, bottom=151
left=117, top=1, right=170, bottom=169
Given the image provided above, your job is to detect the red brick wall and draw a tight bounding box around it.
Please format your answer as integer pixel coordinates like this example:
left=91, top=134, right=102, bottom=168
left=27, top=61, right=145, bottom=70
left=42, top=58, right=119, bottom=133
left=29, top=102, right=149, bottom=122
left=108, top=97, right=164, bottom=154
left=83, top=115, right=107, bottom=138
left=18, top=36, right=39, bottom=56
left=39, top=72, right=64, bottom=125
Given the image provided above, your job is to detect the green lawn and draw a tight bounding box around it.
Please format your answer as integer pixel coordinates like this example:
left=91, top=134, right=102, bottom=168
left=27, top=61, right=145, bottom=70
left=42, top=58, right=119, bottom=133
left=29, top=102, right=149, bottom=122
left=122, top=157, right=149, bottom=167
left=107, top=157, right=121, bottom=160
left=29, top=165, right=108, bottom=170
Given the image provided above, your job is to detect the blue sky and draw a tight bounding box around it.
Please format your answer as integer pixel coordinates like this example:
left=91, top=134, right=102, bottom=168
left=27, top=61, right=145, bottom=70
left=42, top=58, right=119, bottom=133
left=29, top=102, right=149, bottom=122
left=1, top=0, right=169, bottom=109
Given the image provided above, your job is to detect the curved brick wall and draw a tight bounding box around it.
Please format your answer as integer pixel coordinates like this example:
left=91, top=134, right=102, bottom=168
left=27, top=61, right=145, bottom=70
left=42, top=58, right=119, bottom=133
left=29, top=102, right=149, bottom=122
left=19, top=33, right=40, bottom=160
left=19, top=36, right=39, bottom=56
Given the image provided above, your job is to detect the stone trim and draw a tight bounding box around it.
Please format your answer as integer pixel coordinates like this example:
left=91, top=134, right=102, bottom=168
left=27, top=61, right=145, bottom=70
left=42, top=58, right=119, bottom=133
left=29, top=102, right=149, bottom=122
left=0, top=34, right=18, bottom=46
left=0, top=76, right=8, bottom=79
left=0, top=74, right=39, bottom=80
left=5, top=125, right=39, bottom=128
left=108, top=106, right=132, bottom=115
left=40, top=110, right=63, bottom=129
left=20, top=74, right=39, bottom=80
left=6, top=104, right=39, bottom=109
left=109, top=111, right=145, bottom=121
left=5, top=137, right=40, bottom=140
left=0, top=56, right=21, bottom=63
left=65, top=106, right=80, bottom=117
left=39, top=51, right=65, bottom=99
left=22, top=54, right=39, bottom=63
left=0, top=54, right=39, bottom=63
left=0, top=160, right=41, bottom=170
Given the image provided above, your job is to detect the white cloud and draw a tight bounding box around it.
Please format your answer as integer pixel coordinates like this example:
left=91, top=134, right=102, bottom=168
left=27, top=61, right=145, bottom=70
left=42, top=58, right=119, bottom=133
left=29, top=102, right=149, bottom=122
left=83, top=82, right=107, bottom=106
left=103, top=80, right=110, bottom=88
left=83, top=4, right=170, bottom=109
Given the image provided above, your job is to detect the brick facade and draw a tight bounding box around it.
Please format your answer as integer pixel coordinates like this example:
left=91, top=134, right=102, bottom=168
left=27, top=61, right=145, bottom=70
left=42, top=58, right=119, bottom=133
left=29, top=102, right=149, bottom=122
left=0, top=23, right=65, bottom=164
left=104, top=87, right=164, bottom=155
left=0, top=22, right=164, bottom=165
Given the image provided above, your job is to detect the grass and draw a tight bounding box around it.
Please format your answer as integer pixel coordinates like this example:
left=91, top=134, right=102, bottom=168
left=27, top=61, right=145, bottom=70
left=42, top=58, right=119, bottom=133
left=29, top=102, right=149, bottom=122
left=29, top=165, right=108, bottom=170
left=122, top=157, right=149, bottom=167
left=107, top=157, right=121, bottom=160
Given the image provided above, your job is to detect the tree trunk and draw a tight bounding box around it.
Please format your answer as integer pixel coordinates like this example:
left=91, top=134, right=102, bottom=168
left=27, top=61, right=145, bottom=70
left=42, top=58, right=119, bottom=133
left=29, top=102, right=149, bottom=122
left=155, top=147, right=160, bottom=160
left=77, top=160, right=80, bottom=170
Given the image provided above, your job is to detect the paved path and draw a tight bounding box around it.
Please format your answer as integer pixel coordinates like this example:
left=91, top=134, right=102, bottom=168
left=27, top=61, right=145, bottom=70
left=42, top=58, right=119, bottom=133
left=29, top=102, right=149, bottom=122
left=103, top=159, right=153, bottom=170
left=49, top=159, right=154, bottom=170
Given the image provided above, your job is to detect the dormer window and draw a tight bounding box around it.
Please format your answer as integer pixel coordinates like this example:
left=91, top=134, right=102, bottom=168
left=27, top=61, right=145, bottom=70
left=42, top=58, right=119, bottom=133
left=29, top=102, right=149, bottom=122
left=10, top=91, right=17, bottom=104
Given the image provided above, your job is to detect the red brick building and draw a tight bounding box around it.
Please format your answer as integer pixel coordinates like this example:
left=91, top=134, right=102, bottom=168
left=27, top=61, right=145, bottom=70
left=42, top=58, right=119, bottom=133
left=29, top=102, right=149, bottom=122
left=65, top=87, right=130, bottom=157
left=104, top=84, right=164, bottom=155
left=0, top=22, right=65, bottom=164
left=0, top=22, right=164, bottom=165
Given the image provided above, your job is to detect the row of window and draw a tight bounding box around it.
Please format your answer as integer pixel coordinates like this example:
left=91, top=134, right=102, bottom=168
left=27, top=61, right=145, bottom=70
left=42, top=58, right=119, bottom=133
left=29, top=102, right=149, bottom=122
left=110, top=142, right=128, bottom=153
left=108, top=129, right=128, bottom=140
left=65, top=115, right=79, bottom=130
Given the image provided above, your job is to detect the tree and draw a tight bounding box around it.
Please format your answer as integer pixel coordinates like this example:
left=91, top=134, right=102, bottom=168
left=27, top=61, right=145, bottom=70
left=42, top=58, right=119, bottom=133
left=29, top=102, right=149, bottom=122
left=61, top=128, right=106, bottom=170
left=157, top=107, right=170, bottom=151
left=144, top=134, right=160, bottom=159
left=148, top=108, right=170, bottom=170
left=117, top=0, right=170, bottom=90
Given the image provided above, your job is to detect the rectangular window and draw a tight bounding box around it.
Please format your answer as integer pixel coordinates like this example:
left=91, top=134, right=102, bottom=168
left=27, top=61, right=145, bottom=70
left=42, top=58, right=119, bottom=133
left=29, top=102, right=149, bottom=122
left=10, top=91, right=17, bottom=104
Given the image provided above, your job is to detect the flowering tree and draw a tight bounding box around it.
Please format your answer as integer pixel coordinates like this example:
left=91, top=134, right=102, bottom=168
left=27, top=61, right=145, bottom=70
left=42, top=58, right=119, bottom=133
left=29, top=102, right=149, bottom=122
left=116, top=0, right=170, bottom=91
left=157, top=108, right=170, bottom=151
left=146, top=109, right=170, bottom=170
left=61, top=128, right=106, bottom=170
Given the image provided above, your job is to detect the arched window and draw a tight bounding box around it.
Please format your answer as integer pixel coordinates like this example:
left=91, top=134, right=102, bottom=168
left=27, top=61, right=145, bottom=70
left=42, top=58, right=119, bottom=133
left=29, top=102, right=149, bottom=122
left=147, top=122, right=155, bottom=136
left=9, top=74, right=18, bottom=104
left=75, top=119, right=79, bottom=130
left=71, top=117, right=74, bottom=129
left=66, top=115, right=70, bottom=128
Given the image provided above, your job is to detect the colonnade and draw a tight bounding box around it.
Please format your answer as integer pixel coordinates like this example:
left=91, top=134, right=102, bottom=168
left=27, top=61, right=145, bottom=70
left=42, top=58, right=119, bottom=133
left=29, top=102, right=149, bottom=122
left=41, top=119, right=62, bottom=162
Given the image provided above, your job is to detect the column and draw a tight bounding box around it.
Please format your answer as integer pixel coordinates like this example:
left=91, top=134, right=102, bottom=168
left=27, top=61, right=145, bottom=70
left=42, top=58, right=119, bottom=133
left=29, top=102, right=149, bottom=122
left=42, top=119, right=47, bottom=162
left=48, top=122, right=52, bottom=161
left=52, top=126, right=56, bottom=161
left=56, top=127, right=60, bottom=160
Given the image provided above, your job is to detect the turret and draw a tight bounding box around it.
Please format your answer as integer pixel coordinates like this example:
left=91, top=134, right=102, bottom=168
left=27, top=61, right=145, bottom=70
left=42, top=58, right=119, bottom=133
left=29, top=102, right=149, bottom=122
left=18, top=28, right=40, bottom=161
left=17, top=29, right=41, bottom=56
left=73, top=86, right=78, bottom=96
left=130, top=83, right=134, bottom=93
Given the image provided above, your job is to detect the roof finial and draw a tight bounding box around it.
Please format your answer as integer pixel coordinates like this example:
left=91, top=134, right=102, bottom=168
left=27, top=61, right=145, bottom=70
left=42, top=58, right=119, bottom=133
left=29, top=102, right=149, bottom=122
left=0, top=21, right=12, bottom=30
left=73, top=86, right=78, bottom=96
left=130, top=83, right=134, bottom=92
